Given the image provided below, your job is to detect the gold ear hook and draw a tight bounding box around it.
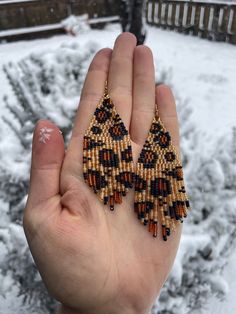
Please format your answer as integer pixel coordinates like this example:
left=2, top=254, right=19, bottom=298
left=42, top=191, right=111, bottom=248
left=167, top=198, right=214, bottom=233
left=104, top=80, right=108, bottom=96
left=155, top=104, right=159, bottom=117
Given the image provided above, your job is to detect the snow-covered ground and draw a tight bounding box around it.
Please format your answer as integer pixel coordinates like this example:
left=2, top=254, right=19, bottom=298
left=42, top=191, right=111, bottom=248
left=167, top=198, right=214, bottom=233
left=0, top=24, right=236, bottom=313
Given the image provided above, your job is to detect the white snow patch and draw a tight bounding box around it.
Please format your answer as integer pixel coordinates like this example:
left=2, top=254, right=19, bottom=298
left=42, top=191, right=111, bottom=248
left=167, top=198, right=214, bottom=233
left=0, top=23, right=62, bottom=37
left=202, top=248, right=236, bottom=313
left=61, top=14, right=90, bottom=35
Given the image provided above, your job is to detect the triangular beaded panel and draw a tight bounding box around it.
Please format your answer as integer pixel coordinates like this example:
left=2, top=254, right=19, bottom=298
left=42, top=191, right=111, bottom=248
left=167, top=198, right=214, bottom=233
left=134, top=114, right=190, bottom=240
left=83, top=93, right=134, bottom=210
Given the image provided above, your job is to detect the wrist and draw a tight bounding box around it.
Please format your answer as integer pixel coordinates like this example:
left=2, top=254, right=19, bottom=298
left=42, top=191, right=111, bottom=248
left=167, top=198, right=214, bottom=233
left=57, top=304, right=150, bottom=314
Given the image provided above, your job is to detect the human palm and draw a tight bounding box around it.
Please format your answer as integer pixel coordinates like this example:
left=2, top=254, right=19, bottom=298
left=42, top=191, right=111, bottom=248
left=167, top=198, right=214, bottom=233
left=24, top=33, right=182, bottom=314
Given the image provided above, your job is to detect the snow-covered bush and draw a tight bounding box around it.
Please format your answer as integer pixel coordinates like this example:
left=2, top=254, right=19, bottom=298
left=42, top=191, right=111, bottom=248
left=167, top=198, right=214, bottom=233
left=151, top=65, right=236, bottom=314
left=153, top=127, right=236, bottom=313
left=0, top=42, right=98, bottom=314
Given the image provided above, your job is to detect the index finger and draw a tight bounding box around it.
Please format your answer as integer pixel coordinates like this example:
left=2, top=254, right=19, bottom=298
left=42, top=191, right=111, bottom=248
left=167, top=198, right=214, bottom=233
left=60, top=48, right=112, bottom=192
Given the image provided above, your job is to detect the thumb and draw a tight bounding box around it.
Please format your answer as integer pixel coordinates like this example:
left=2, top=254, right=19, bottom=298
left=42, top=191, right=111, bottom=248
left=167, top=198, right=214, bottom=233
left=26, top=120, right=65, bottom=209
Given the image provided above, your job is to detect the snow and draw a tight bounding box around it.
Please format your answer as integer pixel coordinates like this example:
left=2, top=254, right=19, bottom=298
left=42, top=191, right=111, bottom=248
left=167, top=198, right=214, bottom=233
left=0, top=16, right=120, bottom=38
left=202, top=249, right=236, bottom=313
left=61, top=14, right=90, bottom=35
left=89, top=16, right=120, bottom=24
left=0, top=23, right=62, bottom=37
left=0, top=23, right=236, bottom=313
left=146, top=27, right=236, bottom=149
left=171, top=233, right=211, bottom=285
left=0, top=24, right=235, bottom=144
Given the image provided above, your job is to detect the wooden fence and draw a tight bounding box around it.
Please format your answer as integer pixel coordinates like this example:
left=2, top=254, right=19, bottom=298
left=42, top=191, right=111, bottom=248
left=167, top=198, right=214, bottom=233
left=0, top=0, right=117, bottom=30
left=0, top=0, right=236, bottom=44
left=146, top=0, right=236, bottom=44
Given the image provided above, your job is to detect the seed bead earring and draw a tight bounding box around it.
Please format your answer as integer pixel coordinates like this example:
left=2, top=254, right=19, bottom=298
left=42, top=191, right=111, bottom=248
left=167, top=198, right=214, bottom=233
left=134, top=108, right=190, bottom=241
left=83, top=81, right=134, bottom=210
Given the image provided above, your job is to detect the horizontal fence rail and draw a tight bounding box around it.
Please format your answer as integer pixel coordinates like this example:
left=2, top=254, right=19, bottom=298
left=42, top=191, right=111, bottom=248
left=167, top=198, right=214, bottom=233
left=0, top=0, right=118, bottom=30
left=0, top=0, right=119, bottom=41
left=146, top=0, right=236, bottom=44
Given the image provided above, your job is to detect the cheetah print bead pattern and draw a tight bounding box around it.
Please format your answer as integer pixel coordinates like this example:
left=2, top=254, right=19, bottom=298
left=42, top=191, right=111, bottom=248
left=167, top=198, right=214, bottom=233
left=83, top=86, right=190, bottom=241
left=83, top=91, right=134, bottom=211
left=134, top=115, right=190, bottom=241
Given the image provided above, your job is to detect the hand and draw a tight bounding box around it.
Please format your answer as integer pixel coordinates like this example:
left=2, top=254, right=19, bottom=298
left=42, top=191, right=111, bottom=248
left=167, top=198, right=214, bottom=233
left=23, top=33, right=182, bottom=314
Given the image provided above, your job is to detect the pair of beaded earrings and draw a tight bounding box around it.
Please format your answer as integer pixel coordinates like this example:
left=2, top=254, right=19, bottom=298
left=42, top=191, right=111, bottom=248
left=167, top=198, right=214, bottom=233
left=83, top=82, right=190, bottom=241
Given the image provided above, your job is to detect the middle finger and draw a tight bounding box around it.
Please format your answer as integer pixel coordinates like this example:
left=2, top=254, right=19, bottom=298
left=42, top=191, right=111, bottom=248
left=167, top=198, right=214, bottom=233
left=108, top=32, right=137, bottom=128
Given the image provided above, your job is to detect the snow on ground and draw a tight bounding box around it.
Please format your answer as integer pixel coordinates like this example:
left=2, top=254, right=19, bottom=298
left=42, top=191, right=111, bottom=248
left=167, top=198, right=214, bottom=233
left=146, top=27, right=236, bottom=149
left=0, top=23, right=236, bottom=312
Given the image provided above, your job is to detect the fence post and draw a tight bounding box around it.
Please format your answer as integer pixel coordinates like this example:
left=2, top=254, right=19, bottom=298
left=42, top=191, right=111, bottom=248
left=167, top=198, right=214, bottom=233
left=160, top=2, right=168, bottom=29
left=229, top=6, right=236, bottom=44
left=171, top=2, right=177, bottom=30
left=193, top=3, right=201, bottom=36
left=156, top=1, right=162, bottom=26
left=202, top=4, right=211, bottom=38
left=220, top=6, right=231, bottom=42
left=177, top=2, right=184, bottom=32
left=148, top=0, right=156, bottom=25
left=184, top=2, right=192, bottom=34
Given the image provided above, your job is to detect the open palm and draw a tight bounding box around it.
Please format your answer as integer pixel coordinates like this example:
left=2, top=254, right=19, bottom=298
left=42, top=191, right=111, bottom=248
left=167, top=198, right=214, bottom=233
left=23, top=33, right=182, bottom=314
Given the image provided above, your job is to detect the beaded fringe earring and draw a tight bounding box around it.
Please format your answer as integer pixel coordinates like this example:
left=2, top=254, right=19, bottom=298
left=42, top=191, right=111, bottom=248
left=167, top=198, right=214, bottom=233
left=134, top=109, right=190, bottom=241
left=83, top=82, right=134, bottom=210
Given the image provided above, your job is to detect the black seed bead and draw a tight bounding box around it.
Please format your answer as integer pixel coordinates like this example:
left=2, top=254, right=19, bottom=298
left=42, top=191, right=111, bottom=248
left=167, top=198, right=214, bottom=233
left=104, top=197, right=109, bottom=205
left=169, top=206, right=174, bottom=218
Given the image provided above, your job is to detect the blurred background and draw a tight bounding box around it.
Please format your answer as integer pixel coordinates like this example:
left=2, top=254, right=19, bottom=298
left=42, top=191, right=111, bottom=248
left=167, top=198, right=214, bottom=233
left=0, top=0, right=236, bottom=313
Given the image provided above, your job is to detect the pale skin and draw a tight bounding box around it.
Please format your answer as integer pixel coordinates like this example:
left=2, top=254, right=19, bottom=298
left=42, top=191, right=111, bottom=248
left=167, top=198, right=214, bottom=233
left=23, top=33, right=182, bottom=314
